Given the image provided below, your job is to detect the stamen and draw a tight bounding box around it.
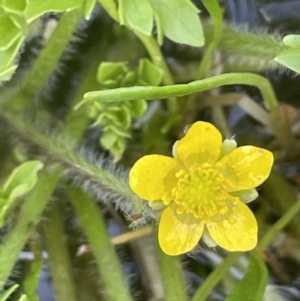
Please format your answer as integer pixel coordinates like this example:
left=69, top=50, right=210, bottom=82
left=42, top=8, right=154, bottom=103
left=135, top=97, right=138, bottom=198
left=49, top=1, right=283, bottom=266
left=171, top=163, right=229, bottom=222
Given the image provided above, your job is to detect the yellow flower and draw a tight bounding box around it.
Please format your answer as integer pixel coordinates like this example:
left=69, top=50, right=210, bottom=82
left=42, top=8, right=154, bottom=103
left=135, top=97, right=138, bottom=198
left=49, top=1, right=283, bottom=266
left=129, top=122, right=274, bottom=255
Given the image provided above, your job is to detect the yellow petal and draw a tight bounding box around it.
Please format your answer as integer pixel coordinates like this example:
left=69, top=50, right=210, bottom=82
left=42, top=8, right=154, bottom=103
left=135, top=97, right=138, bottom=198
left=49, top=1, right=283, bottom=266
left=207, top=199, right=258, bottom=251
left=158, top=206, right=204, bottom=255
left=129, top=155, right=180, bottom=201
left=176, top=121, right=222, bottom=166
left=216, top=146, right=273, bottom=191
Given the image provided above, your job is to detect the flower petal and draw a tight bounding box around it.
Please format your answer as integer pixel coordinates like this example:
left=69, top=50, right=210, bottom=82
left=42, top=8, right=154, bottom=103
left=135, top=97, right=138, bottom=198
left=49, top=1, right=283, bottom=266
left=158, top=206, right=204, bottom=255
left=216, top=146, right=273, bottom=191
left=176, top=121, right=222, bottom=166
left=129, top=155, right=180, bottom=201
left=207, top=199, right=258, bottom=251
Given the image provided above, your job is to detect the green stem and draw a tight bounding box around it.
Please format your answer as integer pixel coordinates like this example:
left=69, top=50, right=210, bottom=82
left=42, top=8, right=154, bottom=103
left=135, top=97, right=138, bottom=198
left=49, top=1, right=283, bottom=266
left=134, top=31, right=177, bottom=114
left=23, top=236, right=43, bottom=301
left=84, top=72, right=277, bottom=109
left=258, top=200, right=300, bottom=250
left=68, top=187, right=133, bottom=301
left=0, top=165, right=62, bottom=290
left=43, top=203, right=78, bottom=301
left=84, top=72, right=300, bottom=157
left=155, top=236, right=188, bottom=301
left=198, top=0, right=223, bottom=79
left=191, top=252, right=241, bottom=301
left=16, top=9, right=82, bottom=107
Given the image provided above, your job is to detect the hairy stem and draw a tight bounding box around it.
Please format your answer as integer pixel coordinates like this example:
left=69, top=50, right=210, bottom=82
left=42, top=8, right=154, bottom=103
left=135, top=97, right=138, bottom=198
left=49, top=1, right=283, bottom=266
left=68, top=187, right=133, bottom=301
left=2, top=112, right=143, bottom=212
left=43, top=203, right=78, bottom=301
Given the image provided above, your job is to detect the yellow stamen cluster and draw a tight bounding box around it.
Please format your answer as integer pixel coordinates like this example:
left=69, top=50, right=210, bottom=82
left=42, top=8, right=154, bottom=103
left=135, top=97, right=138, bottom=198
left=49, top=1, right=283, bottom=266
left=170, top=163, right=229, bottom=222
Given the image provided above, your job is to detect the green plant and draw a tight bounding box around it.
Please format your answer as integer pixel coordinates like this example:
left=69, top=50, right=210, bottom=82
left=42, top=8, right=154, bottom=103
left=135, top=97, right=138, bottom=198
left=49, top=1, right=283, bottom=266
left=1, top=0, right=300, bottom=300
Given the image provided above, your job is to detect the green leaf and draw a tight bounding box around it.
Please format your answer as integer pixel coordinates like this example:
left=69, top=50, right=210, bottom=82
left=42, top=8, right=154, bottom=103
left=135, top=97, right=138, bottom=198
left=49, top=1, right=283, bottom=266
left=283, top=34, right=300, bottom=48
left=148, top=0, right=204, bottom=47
left=100, top=131, right=118, bottom=149
left=83, top=0, right=96, bottom=19
left=18, top=295, right=28, bottom=301
left=127, top=99, right=147, bottom=118
left=103, top=124, right=131, bottom=138
left=2, top=0, right=27, bottom=14
left=0, top=64, right=17, bottom=82
left=119, top=0, right=153, bottom=35
left=97, top=62, right=128, bottom=85
left=225, top=252, right=268, bottom=301
left=274, top=48, right=300, bottom=73
left=24, top=0, right=81, bottom=23
left=137, top=58, right=163, bottom=86
left=0, top=35, right=24, bottom=72
left=0, top=8, right=23, bottom=50
left=0, top=284, right=19, bottom=301
left=121, top=71, right=138, bottom=86
left=3, top=160, right=44, bottom=201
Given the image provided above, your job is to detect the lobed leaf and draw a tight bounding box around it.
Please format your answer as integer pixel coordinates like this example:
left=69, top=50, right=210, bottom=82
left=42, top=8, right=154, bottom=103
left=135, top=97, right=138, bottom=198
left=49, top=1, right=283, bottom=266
left=2, top=160, right=44, bottom=201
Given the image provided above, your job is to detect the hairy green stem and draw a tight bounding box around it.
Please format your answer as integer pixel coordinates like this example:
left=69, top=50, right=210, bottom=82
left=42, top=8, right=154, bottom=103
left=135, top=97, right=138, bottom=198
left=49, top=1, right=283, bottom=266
left=1, top=112, right=143, bottom=212
left=23, top=236, right=43, bottom=301
left=43, top=204, right=78, bottom=301
left=16, top=9, right=82, bottom=107
left=68, top=187, right=133, bottom=301
left=204, top=24, right=288, bottom=60
left=0, top=165, right=62, bottom=290
left=154, top=225, right=188, bottom=301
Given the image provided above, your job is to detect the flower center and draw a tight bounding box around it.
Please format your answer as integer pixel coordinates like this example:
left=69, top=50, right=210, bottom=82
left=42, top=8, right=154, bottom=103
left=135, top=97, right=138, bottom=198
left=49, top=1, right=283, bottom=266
left=170, top=163, right=230, bottom=223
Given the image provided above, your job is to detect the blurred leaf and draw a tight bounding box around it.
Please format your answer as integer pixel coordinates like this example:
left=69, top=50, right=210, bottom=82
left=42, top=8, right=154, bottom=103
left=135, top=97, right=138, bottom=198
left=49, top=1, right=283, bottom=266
left=18, top=296, right=28, bottom=301
left=225, top=252, right=268, bottom=301
left=83, top=0, right=96, bottom=19
left=138, top=58, right=163, bottom=86
left=104, top=124, right=131, bottom=138
left=2, top=0, right=27, bottom=14
left=0, top=64, right=17, bottom=82
left=97, top=62, right=128, bottom=85
left=0, top=8, right=23, bottom=50
left=119, top=0, right=153, bottom=35
left=121, top=71, right=138, bottom=86
left=25, top=0, right=81, bottom=23
left=0, top=284, right=19, bottom=301
left=128, top=99, right=147, bottom=118
left=0, top=35, right=24, bottom=72
left=274, top=48, right=300, bottom=73
left=148, top=0, right=204, bottom=47
left=283, top=34, right=300, bottom=48
left=100, top=131, right=119, bottom=149
left=3, top=160, right=44, bottom=201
